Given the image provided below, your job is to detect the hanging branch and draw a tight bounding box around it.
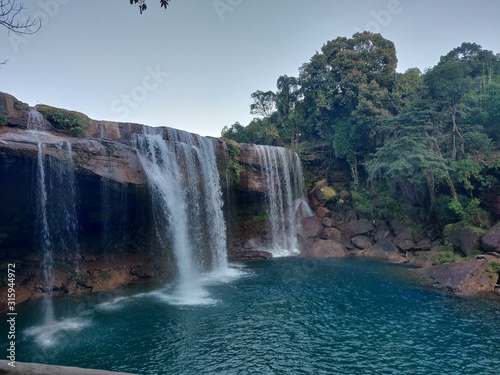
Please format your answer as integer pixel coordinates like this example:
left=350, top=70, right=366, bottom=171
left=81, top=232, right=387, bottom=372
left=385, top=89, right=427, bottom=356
left=129, top=0, right=171, bottom=14
left=0, top=0, right=41, bottom=35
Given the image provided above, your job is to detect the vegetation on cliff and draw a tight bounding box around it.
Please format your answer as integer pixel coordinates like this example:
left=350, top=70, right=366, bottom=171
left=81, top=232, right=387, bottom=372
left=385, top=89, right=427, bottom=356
left=37, top=105, right=93, bottom=137
left=221, top=32, right=500, bottom=241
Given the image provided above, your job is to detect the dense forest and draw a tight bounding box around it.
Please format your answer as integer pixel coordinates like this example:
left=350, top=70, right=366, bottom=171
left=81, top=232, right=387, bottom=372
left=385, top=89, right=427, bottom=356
left=222, top=32, right=500, bottom=231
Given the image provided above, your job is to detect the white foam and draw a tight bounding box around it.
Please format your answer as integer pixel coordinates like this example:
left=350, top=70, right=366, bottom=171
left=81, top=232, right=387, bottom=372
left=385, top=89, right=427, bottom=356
left=24, top=318, right=91, bottom=347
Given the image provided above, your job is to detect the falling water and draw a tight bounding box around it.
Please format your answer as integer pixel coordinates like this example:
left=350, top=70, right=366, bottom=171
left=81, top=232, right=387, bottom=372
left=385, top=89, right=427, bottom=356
left=28, top=108, right=80, bottom=327
left=134, top=128, right=227, bottom=301
left=255, top=145, right=310, bottom=257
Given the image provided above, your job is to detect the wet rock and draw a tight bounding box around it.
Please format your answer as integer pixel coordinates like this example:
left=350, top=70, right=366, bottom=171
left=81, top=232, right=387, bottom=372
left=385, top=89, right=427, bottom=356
left=415, top=259, right=497, bottom=295
left=298, top=216, right=323, bottom=240
left=443, top=222, right=486, bottom=256
left=300, top=239, right=349, bottom=258
left=229, top=250, right=273, bottom=261
left=0, top=360, right=136, bottom=374
left=481, top=222, right=500, bottom=252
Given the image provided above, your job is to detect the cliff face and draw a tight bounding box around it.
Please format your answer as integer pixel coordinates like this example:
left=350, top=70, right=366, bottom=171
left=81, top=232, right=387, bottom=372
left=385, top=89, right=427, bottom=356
left=0, top=92, right=274, bottom=307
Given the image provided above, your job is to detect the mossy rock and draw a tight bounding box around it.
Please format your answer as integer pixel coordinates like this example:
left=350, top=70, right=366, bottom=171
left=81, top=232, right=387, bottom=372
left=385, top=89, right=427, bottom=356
left=37, top=104, right=92, bottom=137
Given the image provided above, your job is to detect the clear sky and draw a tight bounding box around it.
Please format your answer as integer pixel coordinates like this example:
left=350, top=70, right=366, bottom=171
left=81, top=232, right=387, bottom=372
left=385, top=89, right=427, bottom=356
left=1, top=0, right=499, bottom=137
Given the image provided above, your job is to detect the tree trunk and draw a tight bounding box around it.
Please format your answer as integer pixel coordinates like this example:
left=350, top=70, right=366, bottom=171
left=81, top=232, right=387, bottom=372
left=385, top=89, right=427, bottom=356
left=426, top=170, right=436, bottom=207
left=450, top=105, right=465, bottom=160
left=433, top=141, right=459, bottom=203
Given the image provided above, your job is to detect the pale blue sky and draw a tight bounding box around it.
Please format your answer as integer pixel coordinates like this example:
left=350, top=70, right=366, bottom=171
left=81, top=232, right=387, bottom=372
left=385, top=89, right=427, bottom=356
left=1, top=0, right=499, bottom=137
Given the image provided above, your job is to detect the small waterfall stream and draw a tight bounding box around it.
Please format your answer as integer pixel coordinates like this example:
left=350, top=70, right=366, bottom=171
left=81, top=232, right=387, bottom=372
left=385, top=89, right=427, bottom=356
left=27, top=108, right=81, bottom=331
left=255, top=145, right=311, bottom=257
left=134, top=128, right=228, bottom=303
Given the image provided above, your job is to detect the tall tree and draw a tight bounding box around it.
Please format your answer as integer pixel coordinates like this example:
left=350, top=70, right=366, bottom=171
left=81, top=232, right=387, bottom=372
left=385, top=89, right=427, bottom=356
left=250, top=90, right=277, bottom=118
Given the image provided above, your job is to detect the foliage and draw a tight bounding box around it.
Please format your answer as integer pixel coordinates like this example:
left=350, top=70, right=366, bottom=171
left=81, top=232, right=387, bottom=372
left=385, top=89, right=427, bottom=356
left=351, top=189, right=374, bottom=216
left=37, top=105, right=92, bottom=137
left=0, top=112, right=6, bottom=126
left=448, top=197, right=490, bottom=228
left=219, top=34, right=500, bottom=229
left=129, top=0, right=170, bottom=14
left=433, top=195, right=460, bottom=226
left=432, top=249, right=463, bottom=265
left=487, top=262, right=500, bottom=274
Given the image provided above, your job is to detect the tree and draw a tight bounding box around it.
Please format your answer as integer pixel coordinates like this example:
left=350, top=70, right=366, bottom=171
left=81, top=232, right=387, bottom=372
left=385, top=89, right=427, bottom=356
left=250, top=90, right=276, bottom=118
left=0, top=0, right=41, bottom=65
left=129, top=0, right=170, bottom=14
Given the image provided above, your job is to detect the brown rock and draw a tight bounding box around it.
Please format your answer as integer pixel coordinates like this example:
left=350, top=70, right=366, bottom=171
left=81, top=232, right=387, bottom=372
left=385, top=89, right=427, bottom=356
left=323, top=227, right=342, bottom=241
left=298, top=216, right=323, bottom=239
left=344, top=219, right=374, bottom=237
left=481, top=222, right=500, bottom=252
left=351, top=235, right=374, bottom=250
left=415, top=259, right=497, bottom=295
left=300, top=239, right=349, bottom=258
left=316, top=206, right=331, bottom=218
left=357, top=238, right=406, bottom=262
left=443, top=222, right=486, bottom=256
left=322, top=217, right=334, bottom=227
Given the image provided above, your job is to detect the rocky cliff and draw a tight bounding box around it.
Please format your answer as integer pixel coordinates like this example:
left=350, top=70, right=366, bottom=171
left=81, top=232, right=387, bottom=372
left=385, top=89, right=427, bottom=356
left=0, top=92, right=276, bottom=308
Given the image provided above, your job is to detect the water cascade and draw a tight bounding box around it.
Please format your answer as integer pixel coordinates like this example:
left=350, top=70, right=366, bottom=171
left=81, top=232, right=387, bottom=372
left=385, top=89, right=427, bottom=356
left=255, top=145, right=310, bottom=257
left=27, top=109, right=80, bottom=327
left=134, top=128, right=228, bottom=302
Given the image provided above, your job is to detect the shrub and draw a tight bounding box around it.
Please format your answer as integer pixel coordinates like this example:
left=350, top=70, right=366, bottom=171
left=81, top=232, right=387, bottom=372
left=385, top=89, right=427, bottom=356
left=432, top=249, right=463, bottom=265
left=37, top=105, right=92, bottom=137
left=0, top=112, right=6, bottom=126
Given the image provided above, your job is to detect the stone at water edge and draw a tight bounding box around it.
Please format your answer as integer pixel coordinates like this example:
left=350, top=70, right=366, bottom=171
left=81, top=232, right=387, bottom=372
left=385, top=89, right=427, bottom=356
left=0, top=360, right=136, bottom=375
left=299, top=239, right=349, bottom=258
left=415, top=258, right=497, bottom=295
left=356, top=237, right=407, bottom=263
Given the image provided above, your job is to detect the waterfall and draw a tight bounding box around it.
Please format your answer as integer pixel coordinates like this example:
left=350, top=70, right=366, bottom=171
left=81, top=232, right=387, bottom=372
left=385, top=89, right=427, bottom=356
left=28, top=109, right=80, bottom=325
left=134, top=128, right=227, bottom=300
left=255, top=145, right=309, bottom=257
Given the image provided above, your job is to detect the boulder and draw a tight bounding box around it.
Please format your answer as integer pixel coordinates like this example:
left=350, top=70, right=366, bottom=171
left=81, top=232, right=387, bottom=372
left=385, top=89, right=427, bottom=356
left=322, top=227, right=342, bottom=241
left=298, top=216, right=323, bottom=240
left=315, top=206, right=331, bottom=218
left=300, top=239, right=349, bottom=258
left=351, top=235, right=374, bottom=250
left=414, top=238, right=432, bottom=251
left=0, top=360, right=136, bottom=375
left=344, top=219, right=374, bottom=237
left=311, top=179, right=337, bottom=205
left=443, top=222, right=486, bottom=256
left=357, top=238, right=406, bottom=263
left=373, top=225, right=391, bottom=242
left=481, top=222, right=500, bottom=252
left=322, top=217, right=334, bottom=227
left=393, top=234, right=416, bottom=252
left=415, top=259, right=497, bottom=295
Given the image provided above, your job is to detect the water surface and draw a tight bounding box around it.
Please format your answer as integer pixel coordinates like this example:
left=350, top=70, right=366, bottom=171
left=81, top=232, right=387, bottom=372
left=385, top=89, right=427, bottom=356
left=11, top=258, right=500, bottom=374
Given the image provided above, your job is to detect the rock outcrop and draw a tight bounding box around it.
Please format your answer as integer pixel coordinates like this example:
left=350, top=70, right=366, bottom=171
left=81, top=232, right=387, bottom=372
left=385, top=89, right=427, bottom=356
left=415, top=257, right=498, bottom=295
left=0, top=361, right=135, bottom=375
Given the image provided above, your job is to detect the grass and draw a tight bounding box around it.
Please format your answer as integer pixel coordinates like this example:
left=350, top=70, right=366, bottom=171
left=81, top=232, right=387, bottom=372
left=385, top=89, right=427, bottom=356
left=37, top=105, right=92, bottom=137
